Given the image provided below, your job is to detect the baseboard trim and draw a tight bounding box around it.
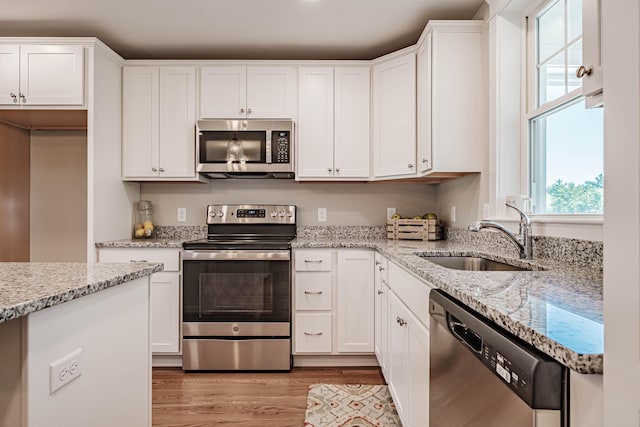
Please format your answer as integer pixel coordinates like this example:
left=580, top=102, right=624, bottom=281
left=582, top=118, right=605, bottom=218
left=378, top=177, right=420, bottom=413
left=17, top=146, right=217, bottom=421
left=293, top=354, right=379, bottom=367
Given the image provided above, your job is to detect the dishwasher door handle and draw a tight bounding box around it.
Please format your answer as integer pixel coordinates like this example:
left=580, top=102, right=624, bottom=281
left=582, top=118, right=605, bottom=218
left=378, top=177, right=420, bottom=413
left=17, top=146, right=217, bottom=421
left=450, top=320, right=483, bottom=354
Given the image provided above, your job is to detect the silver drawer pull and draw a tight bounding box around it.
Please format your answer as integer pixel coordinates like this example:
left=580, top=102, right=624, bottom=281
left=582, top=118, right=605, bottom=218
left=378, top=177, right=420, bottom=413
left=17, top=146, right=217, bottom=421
left=304, top=259, right=323, bottom=263
left=304, top=331, right=323, bottom=336
left=304, top=291, right=323, bottom=295
left=129, top=259, right=149, bottom=263
left=377, top=290, right=384, bottom=295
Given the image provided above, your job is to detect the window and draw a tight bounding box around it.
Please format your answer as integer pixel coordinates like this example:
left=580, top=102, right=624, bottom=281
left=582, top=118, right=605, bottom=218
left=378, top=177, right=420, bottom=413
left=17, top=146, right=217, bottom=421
left=527, top=0, right=603, bottom=215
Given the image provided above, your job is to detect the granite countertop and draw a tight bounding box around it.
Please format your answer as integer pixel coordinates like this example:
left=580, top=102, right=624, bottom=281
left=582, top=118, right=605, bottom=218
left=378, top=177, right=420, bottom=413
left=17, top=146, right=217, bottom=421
left=95, top=231, right=603, bottom=374
left=292, top=237, right=603, bottom=374
left=94, top=238, right=184, bottom=248
left=0, top=262, right=164, bottom=324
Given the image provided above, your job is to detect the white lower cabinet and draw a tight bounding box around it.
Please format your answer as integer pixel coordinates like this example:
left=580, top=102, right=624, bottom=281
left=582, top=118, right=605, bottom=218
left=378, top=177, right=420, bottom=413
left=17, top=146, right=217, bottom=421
left=374, top=252, right=389, bottom=379
left=293, top=249, right=374, bottom=355
left=97, top=247, right=181, bottom=355
left=379, top=257, right=431, bottom=427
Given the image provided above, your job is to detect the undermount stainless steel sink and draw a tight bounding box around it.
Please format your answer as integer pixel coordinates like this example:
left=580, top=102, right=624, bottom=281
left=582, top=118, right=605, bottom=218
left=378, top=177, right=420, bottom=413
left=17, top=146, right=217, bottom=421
left=422, top=256, right=527, bottom=271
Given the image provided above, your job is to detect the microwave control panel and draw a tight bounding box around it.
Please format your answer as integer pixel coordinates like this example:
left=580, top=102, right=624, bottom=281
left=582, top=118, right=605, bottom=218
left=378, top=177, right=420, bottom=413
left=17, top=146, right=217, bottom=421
left=271, top=131, right=290, bottom=164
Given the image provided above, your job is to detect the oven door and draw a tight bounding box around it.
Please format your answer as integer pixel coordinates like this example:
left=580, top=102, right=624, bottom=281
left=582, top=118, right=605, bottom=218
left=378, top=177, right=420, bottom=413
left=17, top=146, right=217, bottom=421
left=182, top=249, right=291, bottom=327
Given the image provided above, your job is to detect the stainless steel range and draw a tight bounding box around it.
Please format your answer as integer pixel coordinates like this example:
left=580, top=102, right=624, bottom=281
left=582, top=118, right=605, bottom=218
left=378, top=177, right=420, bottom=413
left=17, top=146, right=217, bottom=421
left=181, top=204, right=296, bottom=371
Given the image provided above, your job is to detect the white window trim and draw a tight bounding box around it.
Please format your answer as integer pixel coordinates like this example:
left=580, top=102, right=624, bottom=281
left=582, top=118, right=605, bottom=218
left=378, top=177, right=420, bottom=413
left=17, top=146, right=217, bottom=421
left=487, top=0, right=603, bottom=240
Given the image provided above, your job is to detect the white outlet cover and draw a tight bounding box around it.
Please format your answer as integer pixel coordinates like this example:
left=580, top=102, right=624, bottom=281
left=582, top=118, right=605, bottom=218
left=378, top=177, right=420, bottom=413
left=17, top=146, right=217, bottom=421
left=49, top=348, right=82, bottom=394
left=387, top=207, right=396, bottom=219
left=450, top=206, right=456, bottom=223
left=177, top=207, right=187, bottom=222
left=318, top=207, right=327, bottom=222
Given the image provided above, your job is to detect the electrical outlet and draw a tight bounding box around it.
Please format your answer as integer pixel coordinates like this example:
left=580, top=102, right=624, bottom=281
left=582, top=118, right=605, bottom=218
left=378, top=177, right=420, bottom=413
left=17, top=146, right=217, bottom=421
left=387, top=207, right=396, bottom=219
left=49, top=348, right=82, bottom=394
left=318, top=208, right=327, bottom=222
left=177, top=207, right=187, bottom=222
left=450, top=206, right=456, bottom=223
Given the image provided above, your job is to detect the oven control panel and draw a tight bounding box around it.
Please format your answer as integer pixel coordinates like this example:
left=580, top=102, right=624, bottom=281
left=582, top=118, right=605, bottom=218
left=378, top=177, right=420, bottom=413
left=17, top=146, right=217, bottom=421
left=207, top=204, right=296, bottom=224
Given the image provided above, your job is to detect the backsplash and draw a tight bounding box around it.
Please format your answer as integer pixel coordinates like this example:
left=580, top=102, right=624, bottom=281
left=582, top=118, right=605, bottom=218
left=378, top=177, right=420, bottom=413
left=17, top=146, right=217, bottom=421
left=296, top=225, right=387, bottom=240
left=446, top=227, right=603, bottom=270
left=155, top=225, right=206, bottom=240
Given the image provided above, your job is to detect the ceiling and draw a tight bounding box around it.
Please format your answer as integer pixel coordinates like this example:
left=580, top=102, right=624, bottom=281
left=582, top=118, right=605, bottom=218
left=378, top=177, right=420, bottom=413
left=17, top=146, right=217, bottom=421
left=0, top=0, right=485, bottom=60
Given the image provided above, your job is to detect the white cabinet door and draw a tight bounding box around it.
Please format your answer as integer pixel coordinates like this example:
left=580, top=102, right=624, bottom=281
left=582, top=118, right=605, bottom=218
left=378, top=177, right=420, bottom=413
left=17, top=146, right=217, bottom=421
left=581, top=0, right=603, bottom=105
left=199, top=65, right=294, bottom=119
left=150, top=272, right=180, bottom=353
left=122, top=67, right=160, bottom=178
left=246, top=66, right=295, bottom=119
left=334, top=67, right=370, bottom=178
left=0, top=45, right=20, bottom=105
left=199, top=66, right=246, bottom=119
left=159, top=66, right=197, bottom=178
left=388, top=291, right=409, bottom=424
left=373, top=52, right=416, bottom=178
left=336, top=250, right=374, bottom=353
left=297, top=67, right=334, bottom=178
left=417, top=22, right=483, bottom=175
left=19, top=45, right=84, bottom=105
left=374, top=253, right=389, bottom=378
left=407, top=309, right=429, bottom=427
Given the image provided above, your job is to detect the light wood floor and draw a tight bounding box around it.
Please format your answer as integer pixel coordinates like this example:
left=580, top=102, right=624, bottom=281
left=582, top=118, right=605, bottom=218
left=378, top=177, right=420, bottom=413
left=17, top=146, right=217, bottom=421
left=152, top=367, right=386, bottom=427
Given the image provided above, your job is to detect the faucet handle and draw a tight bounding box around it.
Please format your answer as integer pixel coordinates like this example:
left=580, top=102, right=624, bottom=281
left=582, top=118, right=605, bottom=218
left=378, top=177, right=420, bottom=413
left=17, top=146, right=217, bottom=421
left=505, top=201, right=531, bottom=226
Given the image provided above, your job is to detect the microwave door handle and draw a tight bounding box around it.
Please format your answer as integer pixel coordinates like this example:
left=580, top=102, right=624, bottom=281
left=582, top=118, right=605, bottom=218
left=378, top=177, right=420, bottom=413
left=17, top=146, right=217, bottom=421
left=266, top=131, right=272, bottom=164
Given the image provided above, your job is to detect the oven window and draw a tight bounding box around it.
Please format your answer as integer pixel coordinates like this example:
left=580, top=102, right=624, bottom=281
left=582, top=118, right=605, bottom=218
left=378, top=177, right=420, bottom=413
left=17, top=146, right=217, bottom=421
left=200, top=273, right=273, bottom=315
left=200, top=131, right=266, bottom=163
left=183, top=258, right=290, bottom=323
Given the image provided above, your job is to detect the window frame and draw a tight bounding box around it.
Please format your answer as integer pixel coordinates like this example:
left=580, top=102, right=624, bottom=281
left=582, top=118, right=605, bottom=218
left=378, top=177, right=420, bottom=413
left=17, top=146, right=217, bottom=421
left=522, top=0, right=604, bottom=219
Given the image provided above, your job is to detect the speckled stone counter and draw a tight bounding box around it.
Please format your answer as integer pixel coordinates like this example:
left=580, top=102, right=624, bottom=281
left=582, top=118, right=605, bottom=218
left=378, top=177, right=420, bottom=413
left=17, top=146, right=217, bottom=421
left=292, top=237, right=603, bottom=374
left=94, top=238, right=185, bottom=248
left=0, top=262, right=163, bottom=323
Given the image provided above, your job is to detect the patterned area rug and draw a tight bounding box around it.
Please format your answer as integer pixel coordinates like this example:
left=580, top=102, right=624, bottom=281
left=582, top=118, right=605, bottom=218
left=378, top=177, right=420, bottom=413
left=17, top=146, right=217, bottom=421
left=304, top=384, right=401, bottom=427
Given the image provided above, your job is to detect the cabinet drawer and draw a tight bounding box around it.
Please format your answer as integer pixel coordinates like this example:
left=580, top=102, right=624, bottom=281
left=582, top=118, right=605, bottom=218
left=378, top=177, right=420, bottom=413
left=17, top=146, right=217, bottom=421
left=388, top=261, right=432, bottom=328
left=98, top=248, right=180, bottom=272
left=294, top=250, right=333, bottom=271
left=294, top=313, right=332, bottom=353
left=295, top=273, right=332, bottom=310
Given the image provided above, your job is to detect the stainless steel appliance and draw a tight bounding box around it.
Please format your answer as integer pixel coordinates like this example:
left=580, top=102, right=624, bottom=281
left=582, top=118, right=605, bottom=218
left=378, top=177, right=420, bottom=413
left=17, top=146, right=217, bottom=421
left=197, top=119, right=294, bottom=178
left=181, top=204, right=296, bottom=371
left=429, top=289, right=567, bottom=427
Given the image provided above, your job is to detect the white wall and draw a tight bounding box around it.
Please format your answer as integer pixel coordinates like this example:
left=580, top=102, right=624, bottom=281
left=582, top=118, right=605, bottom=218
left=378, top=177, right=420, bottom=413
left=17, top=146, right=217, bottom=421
left=140, top=180, right=438, bottom=226
left=30, top=130, right=87, bottom=262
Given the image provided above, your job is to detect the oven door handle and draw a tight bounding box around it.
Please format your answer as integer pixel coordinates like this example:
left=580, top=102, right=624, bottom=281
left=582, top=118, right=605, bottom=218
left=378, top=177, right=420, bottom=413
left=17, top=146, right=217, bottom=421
left=182, top=250, right=290, bottom=261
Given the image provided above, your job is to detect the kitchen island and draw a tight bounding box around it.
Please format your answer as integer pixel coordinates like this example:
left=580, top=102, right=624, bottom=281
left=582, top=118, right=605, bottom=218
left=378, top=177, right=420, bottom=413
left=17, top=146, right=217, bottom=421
left=0, top=262, right=162, bottom=427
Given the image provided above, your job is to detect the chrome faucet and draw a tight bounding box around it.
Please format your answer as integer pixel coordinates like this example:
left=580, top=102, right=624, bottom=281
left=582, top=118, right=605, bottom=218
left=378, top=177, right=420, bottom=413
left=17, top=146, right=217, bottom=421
left=468, top=203, right=533, bottom=259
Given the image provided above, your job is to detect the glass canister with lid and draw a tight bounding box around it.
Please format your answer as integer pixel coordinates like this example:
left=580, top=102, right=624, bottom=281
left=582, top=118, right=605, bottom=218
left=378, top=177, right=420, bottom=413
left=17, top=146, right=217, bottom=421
left=133, top=200, right=155, bottom=239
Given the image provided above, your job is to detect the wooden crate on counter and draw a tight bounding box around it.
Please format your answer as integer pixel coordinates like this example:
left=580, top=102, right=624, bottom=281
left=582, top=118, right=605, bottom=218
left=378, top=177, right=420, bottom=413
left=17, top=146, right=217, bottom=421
left=387, top=218, right=443, bottom=241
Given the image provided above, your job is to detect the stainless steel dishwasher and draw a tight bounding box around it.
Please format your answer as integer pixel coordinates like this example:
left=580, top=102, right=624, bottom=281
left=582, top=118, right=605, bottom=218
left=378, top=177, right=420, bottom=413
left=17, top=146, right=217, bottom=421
left=429, top=289, right=567, bottom=427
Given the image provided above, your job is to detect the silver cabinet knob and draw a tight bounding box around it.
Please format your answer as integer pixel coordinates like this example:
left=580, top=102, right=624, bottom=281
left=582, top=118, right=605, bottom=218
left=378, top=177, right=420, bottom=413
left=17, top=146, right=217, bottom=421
left=159, top=167, right=165, bottom=172
left=576, top=65, right=593, bottom=78
left=240, top=108, right=245, bottom=114
left=247, top=108, right=252, bottom=114
left=9, top=92, right=17, bottom=103
left=408, top=163, right=414, bottom=169
left=19, top=93, right=26, bottom=103
left=377, top=290, right=384, bottom=295
left=378, top=266, right=385, bottom=271
left=328, top=168, right=332, bottom=172
left=375, top=261, right=381, bottom=266
left=335, top=168, right=340, bottom=173
left=422, top=158, right=429, bottom=164
left=151, top=167, right=158, bottom=172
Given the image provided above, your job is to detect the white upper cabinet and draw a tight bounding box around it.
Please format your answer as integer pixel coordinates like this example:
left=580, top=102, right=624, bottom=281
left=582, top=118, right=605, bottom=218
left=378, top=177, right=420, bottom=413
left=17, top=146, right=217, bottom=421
left=297, top=66, right=370, bottom=180
left=372, top=51, right=417, bottom=179
left=199, top=65, right=295, bottom=119
left=0, top=44, right=84, bottom=106
left=417, top=21, right=484, bottom=175
left=580, top=0, right=602, bottom=106
left=122, top=66, right=198, bottom=180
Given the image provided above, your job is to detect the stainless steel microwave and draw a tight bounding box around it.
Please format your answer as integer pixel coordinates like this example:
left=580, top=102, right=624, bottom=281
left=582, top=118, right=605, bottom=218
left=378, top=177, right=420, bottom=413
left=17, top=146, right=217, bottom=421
left=196, top=119, right=295, bottom=178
